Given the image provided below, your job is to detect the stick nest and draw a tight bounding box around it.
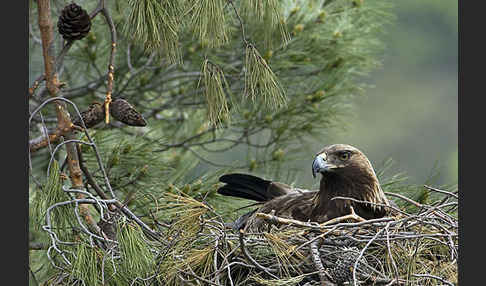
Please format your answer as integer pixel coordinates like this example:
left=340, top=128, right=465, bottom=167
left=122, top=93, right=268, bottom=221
left=40, top=186, right=458, bottom=286
left=150, top=188, right=457, bottom=286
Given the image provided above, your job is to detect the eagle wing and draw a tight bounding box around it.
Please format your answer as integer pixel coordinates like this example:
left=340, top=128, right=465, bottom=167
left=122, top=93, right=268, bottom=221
left=218, top=173, right=297, bottom=202
left=217, top=173, right=317, bottom=230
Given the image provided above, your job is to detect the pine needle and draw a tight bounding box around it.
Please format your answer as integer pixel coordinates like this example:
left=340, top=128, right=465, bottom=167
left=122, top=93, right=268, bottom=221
left=264, top=231, right=305, bottom=276
left=124, top=0, right=181, bottom=63
left=199, top=59, right=231, bottom=127
left=188, top=0, right=229, bottom=48
left=251, top=274, right=306, bottom=286
left=117, top=221, right=156, bottom=282
left=245, top=44, right=287, bottom=109
left=32, top=160, right=73, bottom=241
left=240, top=0, right=290, bottom=49
left=70, top=243, right=100, bottom=285
left=160, top=190, right=210, bottom=238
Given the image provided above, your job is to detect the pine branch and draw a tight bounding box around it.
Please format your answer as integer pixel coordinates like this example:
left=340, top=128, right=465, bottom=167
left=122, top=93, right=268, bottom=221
left=100, top=0, right=117, bottom=124
left=36, top=0, right=98, bottom=238
left=29, top=1, right=103, bottom=98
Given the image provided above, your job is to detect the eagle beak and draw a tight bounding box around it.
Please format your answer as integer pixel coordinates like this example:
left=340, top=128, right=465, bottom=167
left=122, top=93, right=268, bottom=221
left=312, top=155, right=336, bottom=178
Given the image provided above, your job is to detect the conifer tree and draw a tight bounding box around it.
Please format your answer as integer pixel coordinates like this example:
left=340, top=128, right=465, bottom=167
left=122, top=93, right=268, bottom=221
left=29, top=0, right=457, bottom=285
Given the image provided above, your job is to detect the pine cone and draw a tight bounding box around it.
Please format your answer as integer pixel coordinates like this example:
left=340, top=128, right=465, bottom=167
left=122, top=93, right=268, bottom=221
left=58, top=3, right=92, bottom=41
left=327, top=247, right=370, bottom=285
left=72, top=102, right=104, bottom=128
left=109, top=98, right=147, bottom=127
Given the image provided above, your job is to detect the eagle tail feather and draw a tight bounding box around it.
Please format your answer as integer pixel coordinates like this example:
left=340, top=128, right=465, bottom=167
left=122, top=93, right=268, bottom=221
left=217, top=173, right=273, bottom=202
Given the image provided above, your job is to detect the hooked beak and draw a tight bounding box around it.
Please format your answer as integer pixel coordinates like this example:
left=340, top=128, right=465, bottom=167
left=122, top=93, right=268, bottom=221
left=312, top=154, right=336, bottom=178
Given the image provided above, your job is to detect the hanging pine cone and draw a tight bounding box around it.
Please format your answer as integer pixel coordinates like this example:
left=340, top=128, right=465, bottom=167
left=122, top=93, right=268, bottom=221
left=72, top=102, right=105, bottom=128
left=110, top=98, right=147, bottom=127
left=58, top=3, right=92, bottom=41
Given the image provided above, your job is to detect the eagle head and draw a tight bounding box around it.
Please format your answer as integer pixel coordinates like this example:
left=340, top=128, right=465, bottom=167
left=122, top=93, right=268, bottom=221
left=312, top=144, right=376, bottom=180
left=310, top=144, right=390, bottom=220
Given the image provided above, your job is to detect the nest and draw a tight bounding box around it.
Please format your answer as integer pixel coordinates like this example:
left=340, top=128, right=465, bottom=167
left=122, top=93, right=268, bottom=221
left=152, top=188, right=458, bottom=286
left=38, top=185, right=457, bottom=286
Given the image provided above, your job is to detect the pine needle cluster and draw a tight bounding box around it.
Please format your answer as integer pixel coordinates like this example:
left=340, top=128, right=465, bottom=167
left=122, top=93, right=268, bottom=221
left=124, top=0, right=181, bottom=63
left=244, top=44, right=287, bottom=109
left=200, top=59, right=232, bottom=126
left=188, top=0, right=229, bottom=48
left=240, top=0, right=290, bottom=49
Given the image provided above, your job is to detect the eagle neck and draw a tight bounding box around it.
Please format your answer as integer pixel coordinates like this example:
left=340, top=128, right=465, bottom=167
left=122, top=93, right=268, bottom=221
left=311, top=171, right=386, bottom=221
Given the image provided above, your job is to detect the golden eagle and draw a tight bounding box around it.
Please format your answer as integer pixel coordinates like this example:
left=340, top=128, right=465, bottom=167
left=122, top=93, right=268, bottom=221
left=217, top=144, right=393, bottom=230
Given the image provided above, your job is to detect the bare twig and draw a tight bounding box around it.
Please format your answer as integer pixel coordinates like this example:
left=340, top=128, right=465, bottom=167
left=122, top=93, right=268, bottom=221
left=423, top=185, right=458, bottom=199
left=412, top=274, right=454, bottom=286
left=309, top=234, right=331, bottom=285
left=238, top=229, right=278, bottom=279
left=100, top=0, right=117, bottom=124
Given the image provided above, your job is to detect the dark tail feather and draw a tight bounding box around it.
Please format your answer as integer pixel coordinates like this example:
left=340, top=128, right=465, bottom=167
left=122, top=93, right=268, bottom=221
left=218, top=173, right=272, bottom=202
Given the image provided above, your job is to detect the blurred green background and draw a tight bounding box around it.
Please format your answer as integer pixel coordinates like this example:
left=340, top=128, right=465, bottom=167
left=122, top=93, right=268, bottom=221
left=307, top=0, right=458, bottom=186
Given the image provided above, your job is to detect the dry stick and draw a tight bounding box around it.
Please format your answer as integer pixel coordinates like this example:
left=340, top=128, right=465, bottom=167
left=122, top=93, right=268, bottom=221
left=385, top=192, right=423, bottom=208
left=29, top=129, right=63, bottom=153
left=255, top=213, right=322, bottom=229
left=384, top=222, right=400, bottom=284
left=292, top=226, right=339, bottom=255
left=309, top=234, right=332, bottom=285
left=352, top=227, right=386, bottom=286
left=238, top=229, right=279, bottom=279
left=100, top=0, right=117, bottom=124
left=423, top=185, right=458, bottom=199
left=255, top=206, right=367, bottom=231
left=76, top=144, right=117, bottom=213
left=213, top=232, right=222, bottom=286
left=411, top=274, right=454, bottom=286
left=31, top=96, right=159, bottom=240
left=176, top=267, right=220, bottom=286
left=36, top=0, right=98, bottom=233
left=406, top=229, right=423, bottom=284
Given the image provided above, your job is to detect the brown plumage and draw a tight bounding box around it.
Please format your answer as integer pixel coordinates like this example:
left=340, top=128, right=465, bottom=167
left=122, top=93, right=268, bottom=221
left=217, top=144, right=393, bottom=230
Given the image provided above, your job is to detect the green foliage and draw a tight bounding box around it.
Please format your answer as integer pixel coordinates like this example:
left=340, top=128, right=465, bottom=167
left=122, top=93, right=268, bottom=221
left=124, top=0, right=181, bottom=63
left=31, top=160, right=74, bottom=240
left=244, top=44, right=287, bottom=110
left=200, top=59, right=232, bottom=126
left=240, top=0, right=290, bottom=50
left=116, top=221, right=156, bottom=283
left=70, top=243, right=101, bottom=285
left=188, top=0, right=229, bottom=47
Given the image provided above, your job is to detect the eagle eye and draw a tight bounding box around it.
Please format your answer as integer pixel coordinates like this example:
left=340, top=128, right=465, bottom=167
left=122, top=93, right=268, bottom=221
left=338, top=151, right=351, bottom=161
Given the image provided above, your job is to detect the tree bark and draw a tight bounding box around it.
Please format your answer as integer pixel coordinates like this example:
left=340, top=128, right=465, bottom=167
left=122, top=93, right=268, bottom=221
left=37, top=0, right=98, bottom=233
